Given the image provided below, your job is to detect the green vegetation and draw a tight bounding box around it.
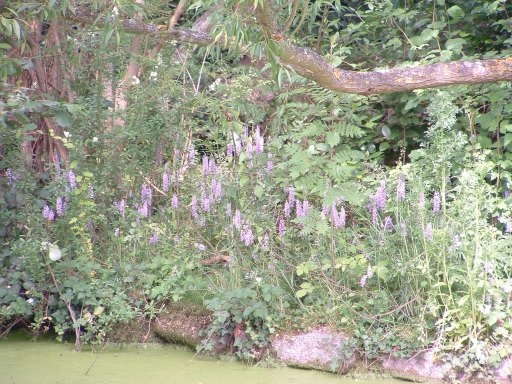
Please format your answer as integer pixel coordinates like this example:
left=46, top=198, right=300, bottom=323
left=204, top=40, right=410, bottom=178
left=1, top=0, right=512, bottom=378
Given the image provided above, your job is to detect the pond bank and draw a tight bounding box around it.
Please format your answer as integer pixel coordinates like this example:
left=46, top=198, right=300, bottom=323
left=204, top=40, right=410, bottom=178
left=148, top=303, right=512, bottom=384
left=1, top=331, right=404, bottom=384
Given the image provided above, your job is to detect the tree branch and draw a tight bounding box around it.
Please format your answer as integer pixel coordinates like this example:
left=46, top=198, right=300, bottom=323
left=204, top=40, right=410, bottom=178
left=71, top=2, right=512, bottom=95
left=71, top=7, right=213, bottom=46
left=254, top=0, right=512, bottom=95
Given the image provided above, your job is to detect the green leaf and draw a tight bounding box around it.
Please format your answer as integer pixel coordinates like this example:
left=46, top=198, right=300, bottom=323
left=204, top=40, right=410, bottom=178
left=446, top=5, right=465, bottom=19
left=55, top=111, right=73, bottom=127
left=445, top=38, right=466, bottom=52
left=326, top=131, right=340, bottom=147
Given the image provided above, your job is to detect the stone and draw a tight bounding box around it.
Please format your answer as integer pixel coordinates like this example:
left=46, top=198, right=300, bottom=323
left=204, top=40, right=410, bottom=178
left=271, top=327, right=357, bottom=373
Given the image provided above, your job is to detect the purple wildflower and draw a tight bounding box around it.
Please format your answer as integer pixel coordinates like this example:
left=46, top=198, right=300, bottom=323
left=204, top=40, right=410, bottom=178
left=370, top=204, right=378, bottom=225
left=209, top=158, right=217, bottom=174
left=284, top=200, right=291, bottom=218
left=141, top=184, right=152, bottom=204
left=201, top=188, right=211, bottom=212
left=296, top=200, right=309, bottom=218
left=171, top=194, right=179, bottom=209
left=397, top=174, right=405, bottom=200
left=191, top=195, right=198, bottom=219
left=162, top=170, right=170, bottom=193
left=262, top=232, right=270, bottom=249
left=227, top=143, right=234, bottom=158
left=233, top=209, right=242, bottom=229
left=360, top=275, right=368, bottom=287
left=202, top=155, right=209, bottom=176
left=424, top=222, right=433, bottom=241
left=255, top=126, right=264, bottom=153
left=194, top=243, right=206, bottom=251
left=149, top=233, right=159, bottom=244
left=267, top=161, right=274, bottom=172
left=226, top=202, right=232, bottom=217
left=241, top=224, right=254, bottom=246
left=56, top=197, right=65, bottom=216
left=243, top=126, right=249, bottom=138
left=114, top=199, right=126, bottom=216
left=245, top=139, right=254, bottom=159
left=383, top=216, right=394, bottom=230
left=114, top=228, right=120, bottom=236
left=234, top=139, right=242, bottom=155
left=321, top=205, right=330, bottom=220
left=366, top=265, right=374, bottom=279
left=278, top=217, right=286, bottom=237
left=42, top=205, right=55, bottom=221
left=138, top=201, right=149, bottom=217
left=332, top=204, right=345, bottom=229
left=67, top=170, right=76, bottom=190
left=433, top=191, right=441, bottom=213
left=373, top=180, right=387, bottom=210
left=211, top=179, right=222, bottom=200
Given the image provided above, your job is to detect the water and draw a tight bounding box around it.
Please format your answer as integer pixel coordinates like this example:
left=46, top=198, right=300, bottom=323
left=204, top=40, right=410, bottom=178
left=0, top=333, right=405, bottom=384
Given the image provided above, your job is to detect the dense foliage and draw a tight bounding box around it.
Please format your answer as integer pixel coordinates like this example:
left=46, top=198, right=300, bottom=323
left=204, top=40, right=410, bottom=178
left=1, top=0, right=512, bottom=377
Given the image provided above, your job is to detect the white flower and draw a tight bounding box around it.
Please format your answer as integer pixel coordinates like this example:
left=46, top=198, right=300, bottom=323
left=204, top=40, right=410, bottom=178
left=150, top=71, right=157, bottom=79
left=112, top=6, right=119, bottom=16
left=26, top=298, right=34, bottom=305
left=63, top=131, right=71, bottom=138
left=92, top=137, right=98, bottom=142
left=131, top=76, right=140, bottom=85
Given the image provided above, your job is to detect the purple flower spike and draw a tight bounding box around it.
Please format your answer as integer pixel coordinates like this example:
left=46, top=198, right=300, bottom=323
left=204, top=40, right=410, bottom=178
left=209, top=158, right=217, bottom=174
left=149, top=233, right=159, bottom=244
left=278, top=217, right=286, bottom=237
left=42, top=205, right=55, bottom=221
left=171, top=194, right=179, bottom=209
left=433, top=191, right=441, bottom=213
left=226, top=202, right=232, bottom=217
left=241, top=224, right=254, bottom=246
left=321, top=206, right=329, bottom=220
left=202, top=155, right=209, bottom=176
left=227, top=143, right=234, bottom=157
left=383, top=216, right=394, bottom=230
left=163, top=171, right=170, bottom=193
left=284, top=200, right=291, bottom=218
left=201, top=188, right=211, bottom=212
left=233, top=209, right=242, bottom=229
left=141, top=184, right=152, bottom=204
left=56, top=197, right=65, bottom=216
left=373, top=180, right=387, bottom=210
left=67, top=170, right=77, bottom=190
left=138, top=201, right=149, bottom=217
left=114, top=199, right=126, bottom=216
left=424, top=222, right=433, bottom=241
left=191, top=195, right=198, bottom=219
